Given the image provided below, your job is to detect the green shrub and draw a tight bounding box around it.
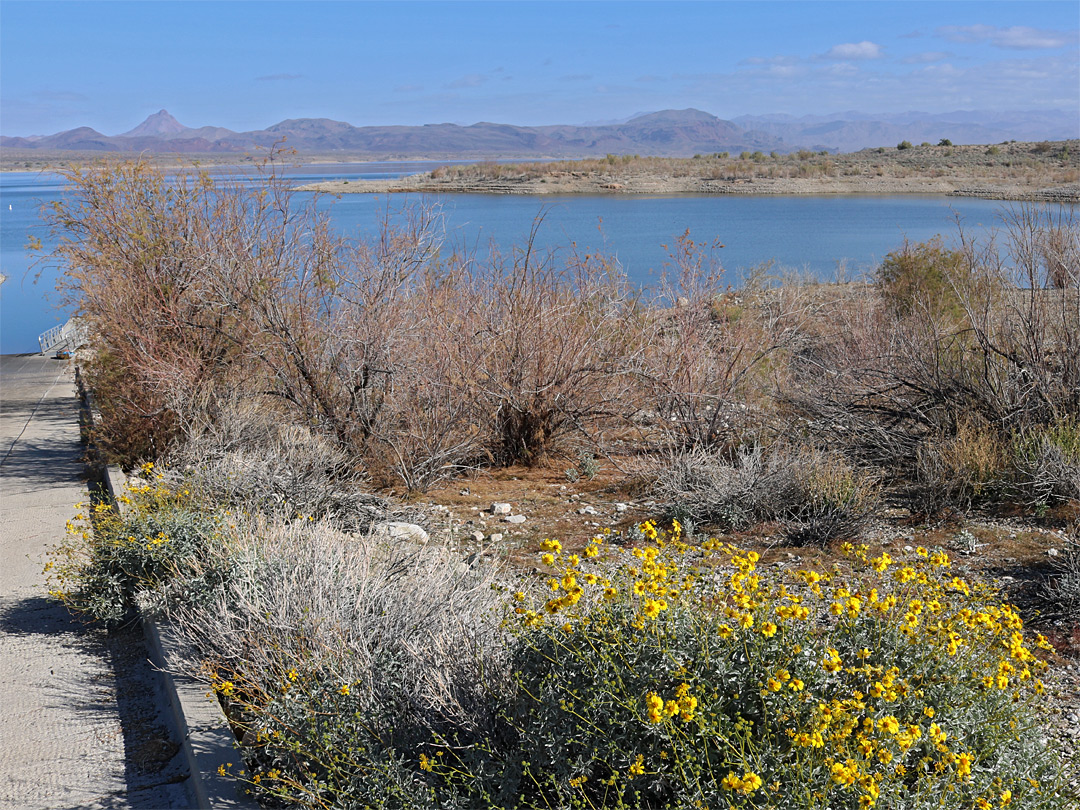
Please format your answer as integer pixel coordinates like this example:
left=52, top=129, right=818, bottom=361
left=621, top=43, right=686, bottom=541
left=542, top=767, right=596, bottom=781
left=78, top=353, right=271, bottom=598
left=897, top=140, right=913, bottom=150
left=48, top=470, right=223, bottom=625
left=207, top=525, right=1071, bottom=809
left=876, top=236, right=969, bottom=322
left=473, top=533, right=1068, bottom=809
left=938, top=139, right=953, bottom=147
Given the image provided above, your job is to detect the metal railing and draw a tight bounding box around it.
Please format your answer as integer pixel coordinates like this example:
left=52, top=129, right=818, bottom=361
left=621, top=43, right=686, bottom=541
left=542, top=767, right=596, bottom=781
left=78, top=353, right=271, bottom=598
left=38, top=318, right=85, bottom=356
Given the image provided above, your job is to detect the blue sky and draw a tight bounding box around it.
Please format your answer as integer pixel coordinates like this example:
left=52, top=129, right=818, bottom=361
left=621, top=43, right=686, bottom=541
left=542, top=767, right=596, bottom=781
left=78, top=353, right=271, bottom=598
left=1, top=1, right=1077, bottom=136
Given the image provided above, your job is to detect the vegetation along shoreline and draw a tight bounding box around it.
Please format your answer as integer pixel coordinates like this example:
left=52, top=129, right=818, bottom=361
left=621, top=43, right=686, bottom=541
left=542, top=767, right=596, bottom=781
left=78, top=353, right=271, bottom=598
left=297, top=139, right=1080, bottom=202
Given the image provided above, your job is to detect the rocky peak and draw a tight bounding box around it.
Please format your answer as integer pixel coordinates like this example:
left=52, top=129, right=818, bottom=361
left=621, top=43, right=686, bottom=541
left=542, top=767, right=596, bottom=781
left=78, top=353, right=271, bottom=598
left=119, top=109, right=187, bottom=138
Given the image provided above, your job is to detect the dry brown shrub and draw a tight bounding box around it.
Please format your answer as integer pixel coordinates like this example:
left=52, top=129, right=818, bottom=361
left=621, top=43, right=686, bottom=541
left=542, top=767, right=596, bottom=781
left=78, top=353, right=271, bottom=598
left=465, top=225, right=649, bottom=465
left=637, top=235, right=802, bottom=452
left=786, top=207, right=1078, bottom=514
left=48, top=159, right=290, bottom=461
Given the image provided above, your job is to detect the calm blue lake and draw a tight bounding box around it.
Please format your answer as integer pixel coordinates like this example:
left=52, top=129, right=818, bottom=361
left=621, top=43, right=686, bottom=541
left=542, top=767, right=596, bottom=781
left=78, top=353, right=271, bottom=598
left=0, top=163, right=1028, bottom=353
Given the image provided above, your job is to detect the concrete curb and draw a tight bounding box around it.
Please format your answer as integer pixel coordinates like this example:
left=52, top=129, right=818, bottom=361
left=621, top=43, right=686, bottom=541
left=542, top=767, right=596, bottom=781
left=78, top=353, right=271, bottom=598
left=140, top=616, right=256, bottom=810
left=77, top=368, right=259, bottom=809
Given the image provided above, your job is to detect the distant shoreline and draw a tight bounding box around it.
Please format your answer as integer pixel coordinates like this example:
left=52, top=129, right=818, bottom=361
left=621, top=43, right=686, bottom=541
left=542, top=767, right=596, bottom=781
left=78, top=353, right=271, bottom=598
left=4, top=140, right=1077, bottom=203
left=297, top=140, right=1080, bottom=203
left=298, top=174, right=1080, bottom=202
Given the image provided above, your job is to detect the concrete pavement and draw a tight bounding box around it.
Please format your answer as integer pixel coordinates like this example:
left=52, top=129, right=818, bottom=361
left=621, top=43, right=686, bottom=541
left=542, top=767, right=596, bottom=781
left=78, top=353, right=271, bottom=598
left=0, top=354, right=189, bottom=809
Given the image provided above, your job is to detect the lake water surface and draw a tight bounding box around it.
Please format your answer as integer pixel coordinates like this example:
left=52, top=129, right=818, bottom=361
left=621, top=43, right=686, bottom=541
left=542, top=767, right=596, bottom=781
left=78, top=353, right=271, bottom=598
left=0, top=164, right=1034, bottom=352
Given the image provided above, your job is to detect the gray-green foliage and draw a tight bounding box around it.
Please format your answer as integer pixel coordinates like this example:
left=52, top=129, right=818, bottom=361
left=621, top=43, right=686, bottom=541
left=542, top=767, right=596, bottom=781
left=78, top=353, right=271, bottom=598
left=66, top=508, right=222, bottom=625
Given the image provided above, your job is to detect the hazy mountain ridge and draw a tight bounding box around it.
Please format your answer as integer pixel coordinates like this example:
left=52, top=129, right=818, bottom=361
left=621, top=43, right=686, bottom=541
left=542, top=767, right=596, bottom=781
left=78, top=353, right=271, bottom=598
left=731, top=110, right=1078, bottom=152
left=3, top=107, right=1076, bottom=158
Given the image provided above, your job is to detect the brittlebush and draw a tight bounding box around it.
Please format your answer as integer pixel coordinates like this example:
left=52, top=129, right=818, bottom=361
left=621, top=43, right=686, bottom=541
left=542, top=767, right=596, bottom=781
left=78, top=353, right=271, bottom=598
left=233, top=522, right=1072, bottom=809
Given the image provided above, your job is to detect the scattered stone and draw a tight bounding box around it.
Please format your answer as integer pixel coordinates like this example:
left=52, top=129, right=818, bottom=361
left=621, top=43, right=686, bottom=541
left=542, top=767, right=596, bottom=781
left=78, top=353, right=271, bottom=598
left=469, top=530, right=485, bottom=544
left=504, top=514, right=527, bottom=524
left=615, top=502, right=629, bottom=512
left=1048, top=548, right=1060, bottom=557
left=460, top=488, right=470, bottom=496
left=578, top=505, right=599, bottom=516
left=488, top=533, right=504, bottom=543
left=491, top=502, right=512, bottom=515
left=372, top=521, right=430, bottom=545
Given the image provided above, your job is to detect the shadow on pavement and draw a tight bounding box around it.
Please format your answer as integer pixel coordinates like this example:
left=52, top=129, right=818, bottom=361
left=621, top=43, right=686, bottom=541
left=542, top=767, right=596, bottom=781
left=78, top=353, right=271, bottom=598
left=0, top=594, right=190, bottom=805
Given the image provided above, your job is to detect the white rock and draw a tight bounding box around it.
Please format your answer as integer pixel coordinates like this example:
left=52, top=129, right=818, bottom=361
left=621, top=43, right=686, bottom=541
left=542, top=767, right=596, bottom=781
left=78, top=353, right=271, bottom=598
left=470, top=530, right=485, bottom=543
left=504, top=514, right=527, bottom=524
left=615, top=503, right=629, bottom=512
left=1048, top=548, right=1060, bottom=557
left=372, top=521, right=429, bottom=545
left=578, top=505, right=599, bottom=516
left=488, top=533, right=504, bottom=543
left=491, top=502, right=512, bottom=515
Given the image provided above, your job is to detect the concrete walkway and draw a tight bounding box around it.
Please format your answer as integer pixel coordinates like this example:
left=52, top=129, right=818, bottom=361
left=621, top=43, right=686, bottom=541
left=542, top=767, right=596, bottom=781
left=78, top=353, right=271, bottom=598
left=0, top=354, right=189, bottom=809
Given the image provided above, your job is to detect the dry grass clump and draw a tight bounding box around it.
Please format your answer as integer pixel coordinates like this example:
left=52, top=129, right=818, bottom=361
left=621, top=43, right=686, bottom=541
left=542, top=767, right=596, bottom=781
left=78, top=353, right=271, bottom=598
left=1040, top=523, right=1080, bottom=622
left=167, top=396, right=390, bottom=531
left=169, top=517, right=507, bottom=730
left=647, top=444, right=881, bottom=545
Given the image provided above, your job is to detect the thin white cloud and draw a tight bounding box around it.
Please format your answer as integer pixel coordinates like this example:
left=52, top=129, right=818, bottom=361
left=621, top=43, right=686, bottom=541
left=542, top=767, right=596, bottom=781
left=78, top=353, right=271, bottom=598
left=936, top=25, right=1072, bottom=50
left=824, top=63, right=860, bottom=77
left=903, top=51, right=953, bottom=64
left=823, top=41, right=883, bottom=60
left=671, top=52, right=1078, bottom=119
left=444, top=74, right=489, bottom=89
left=35, top=89, right=88, bottom=102
left=740, top=55, right=799, bottom=67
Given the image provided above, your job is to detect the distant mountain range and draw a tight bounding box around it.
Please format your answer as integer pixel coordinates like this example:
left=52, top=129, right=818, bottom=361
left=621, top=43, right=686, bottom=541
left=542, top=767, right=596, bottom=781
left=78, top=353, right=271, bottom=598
left=3, top=107, right=1076, bottom=158
left=731, top=110, right=1079, bottom=153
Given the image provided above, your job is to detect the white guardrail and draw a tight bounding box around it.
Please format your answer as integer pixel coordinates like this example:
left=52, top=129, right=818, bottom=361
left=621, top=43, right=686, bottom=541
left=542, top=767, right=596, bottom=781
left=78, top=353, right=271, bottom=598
left=38, top=318, right=85, bottom=356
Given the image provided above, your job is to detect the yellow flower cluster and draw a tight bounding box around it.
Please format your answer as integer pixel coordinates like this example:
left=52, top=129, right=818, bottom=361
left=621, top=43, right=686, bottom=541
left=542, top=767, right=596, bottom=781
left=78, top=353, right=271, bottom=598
left=504, top=523, right=1060, bottom=807
left=721, top=770, right=764, bottom=794
left=644, top=682, right=697, bottom=723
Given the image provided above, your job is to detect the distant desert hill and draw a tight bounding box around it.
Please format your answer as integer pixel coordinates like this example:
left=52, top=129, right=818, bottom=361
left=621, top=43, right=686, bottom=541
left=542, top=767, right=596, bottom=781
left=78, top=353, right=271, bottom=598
left=731, top=110, right=1079, bottom=153
left=2, top=107, right=1076, bottom=159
